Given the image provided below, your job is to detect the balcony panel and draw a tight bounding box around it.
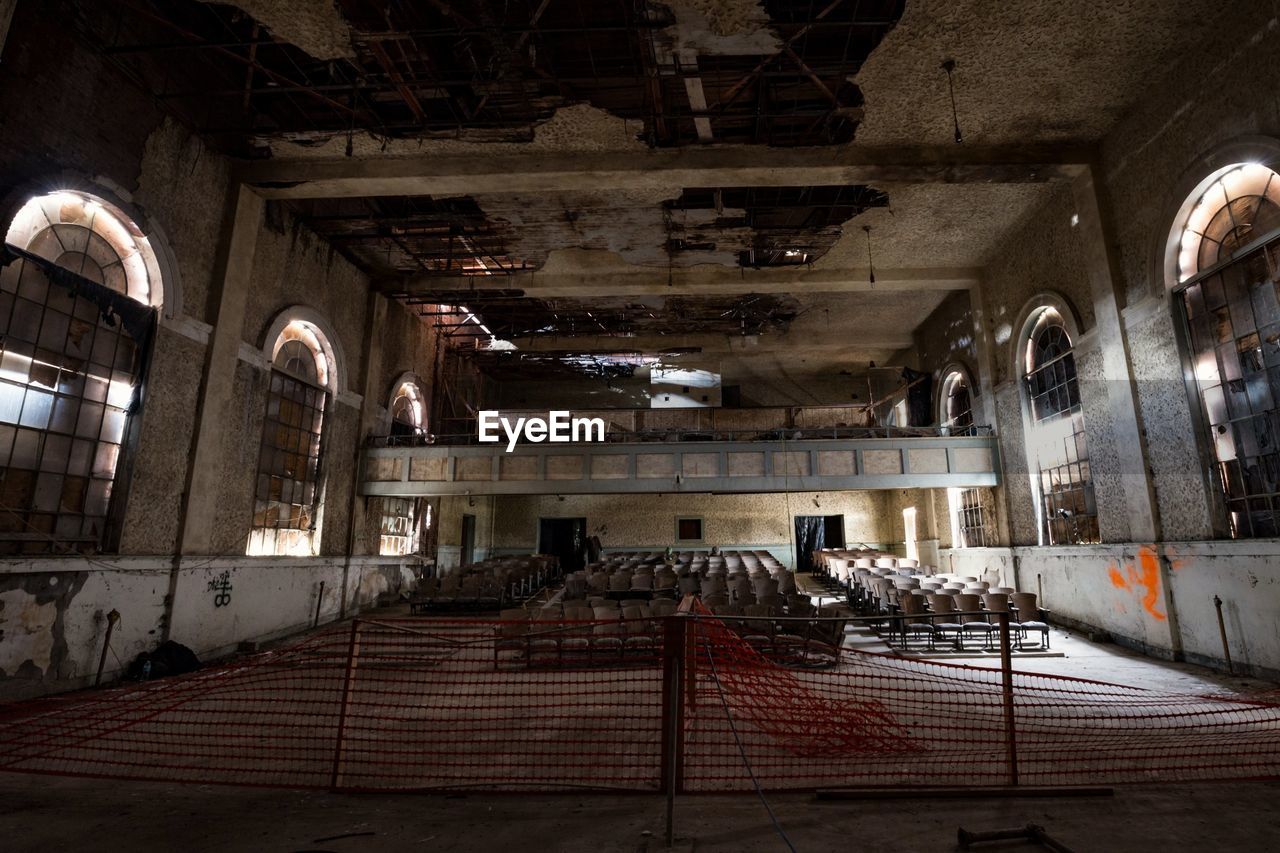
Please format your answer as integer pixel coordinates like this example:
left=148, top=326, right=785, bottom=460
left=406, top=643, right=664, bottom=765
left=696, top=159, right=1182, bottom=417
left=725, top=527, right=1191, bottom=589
left=361, top=434, right=1000, bottom=497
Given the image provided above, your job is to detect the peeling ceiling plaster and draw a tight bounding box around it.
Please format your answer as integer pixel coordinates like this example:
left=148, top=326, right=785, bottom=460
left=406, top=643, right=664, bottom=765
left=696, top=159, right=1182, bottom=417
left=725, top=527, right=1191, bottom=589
left=676, top=0, right=776, bottom=37
left=207, top=0, right=354, bottom=60
left=659, top=0, right=782, bottom=55
left=270, top=104, right=648, bottom=159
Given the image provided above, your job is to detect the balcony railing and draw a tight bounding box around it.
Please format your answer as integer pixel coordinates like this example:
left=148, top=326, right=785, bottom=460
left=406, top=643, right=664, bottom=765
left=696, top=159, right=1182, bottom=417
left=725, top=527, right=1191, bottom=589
left=361, top=428, right=1000, bottom=497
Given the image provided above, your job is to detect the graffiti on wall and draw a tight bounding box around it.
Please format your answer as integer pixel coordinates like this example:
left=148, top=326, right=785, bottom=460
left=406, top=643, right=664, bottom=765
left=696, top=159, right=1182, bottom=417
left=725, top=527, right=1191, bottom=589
left=207, top=571, right=233, bottom=608
left=1107, top=546, right=1176, bottom=622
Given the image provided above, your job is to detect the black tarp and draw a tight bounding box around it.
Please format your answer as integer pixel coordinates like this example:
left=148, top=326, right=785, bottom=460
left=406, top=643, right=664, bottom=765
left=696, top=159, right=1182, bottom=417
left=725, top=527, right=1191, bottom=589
left=539, top=518, right=586, bottom=572
left=794, top=515, right=826, bottom=573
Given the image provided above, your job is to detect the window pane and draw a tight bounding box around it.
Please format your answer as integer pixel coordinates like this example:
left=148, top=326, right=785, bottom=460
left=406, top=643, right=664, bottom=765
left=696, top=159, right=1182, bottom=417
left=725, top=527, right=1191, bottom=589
left=0, top=257, right=149, bottom=556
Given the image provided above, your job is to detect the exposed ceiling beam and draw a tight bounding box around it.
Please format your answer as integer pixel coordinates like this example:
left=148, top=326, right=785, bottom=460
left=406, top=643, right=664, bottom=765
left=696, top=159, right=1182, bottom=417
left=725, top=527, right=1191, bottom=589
left=239, top=144, right=1092, bottom=200
left=496, top=334, right=916, bottom=355
left=385, top=265, right=979, bottom=298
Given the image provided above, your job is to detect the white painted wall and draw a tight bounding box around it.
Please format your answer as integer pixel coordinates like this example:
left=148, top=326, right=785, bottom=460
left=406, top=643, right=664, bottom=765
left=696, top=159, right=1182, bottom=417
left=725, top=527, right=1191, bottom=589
left=0, top=555, right=415, bottom=701
left=940, top=542, right=1280, bottom=678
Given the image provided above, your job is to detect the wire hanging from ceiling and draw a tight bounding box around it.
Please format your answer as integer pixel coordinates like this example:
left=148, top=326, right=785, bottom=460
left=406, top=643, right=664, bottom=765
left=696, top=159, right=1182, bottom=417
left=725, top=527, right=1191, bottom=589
left=863, top=225, right=875, bottom=287
left=942, top=59, right=963, bottom=144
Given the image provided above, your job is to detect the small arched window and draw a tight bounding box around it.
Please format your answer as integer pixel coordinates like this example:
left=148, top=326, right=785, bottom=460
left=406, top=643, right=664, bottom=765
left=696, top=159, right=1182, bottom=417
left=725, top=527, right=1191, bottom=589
left=1022, top=307, right=1098, bottom=545
left=1171, top=162, right=1280, bottom=537
left=380, top=377, right=428, bottom=556
left=0, top=191, right=160, bottom=554
left=247, top=320, right=335, bottom=556
left=389, top=378, right=426, bottom=443
left=939, top=369, right=974, bottom=434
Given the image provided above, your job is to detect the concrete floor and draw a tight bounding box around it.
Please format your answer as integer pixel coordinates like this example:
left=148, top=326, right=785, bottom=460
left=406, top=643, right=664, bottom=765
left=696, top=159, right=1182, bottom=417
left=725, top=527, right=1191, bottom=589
left=844, top=621, right=1276, bottom=696
left=1, top=774, right=1278, bottom=852
left=3, top=601, right=1276, bottom=851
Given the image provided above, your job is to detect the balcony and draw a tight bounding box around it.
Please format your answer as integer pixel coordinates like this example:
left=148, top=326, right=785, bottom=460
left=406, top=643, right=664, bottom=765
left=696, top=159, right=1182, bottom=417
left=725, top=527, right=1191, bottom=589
left=361, top=425, right=1000, bottom=497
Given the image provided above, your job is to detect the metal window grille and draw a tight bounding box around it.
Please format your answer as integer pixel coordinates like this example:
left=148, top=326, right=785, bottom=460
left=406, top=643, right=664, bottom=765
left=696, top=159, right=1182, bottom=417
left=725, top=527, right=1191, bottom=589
left=379, top=496, right=422, bottom=556
left=956, top=488, right=989, bottom=548
left=249, top=360, right=327, bottom=556
left=1025, top=319, right=1099, bottom=545
left=0, top=258, right=146, bottom=555
left=1178, top=238, right=1280, bottom=537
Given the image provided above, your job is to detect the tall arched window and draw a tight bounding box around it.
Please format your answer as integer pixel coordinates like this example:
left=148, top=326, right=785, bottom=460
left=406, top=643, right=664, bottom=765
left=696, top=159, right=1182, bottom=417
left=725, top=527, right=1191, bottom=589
left=1022, top=307, right=1098, bottom=544
left=1172, top=162, right=1280, bottom=537
left=0, top=191, right=160, bottom=554
left=380, top=376, right=428, bottom=556
left=939, top=369, right=974, bottom=434
left=389, top=378, right=426, bottom=444
left=248, top=320, right=335, bottom=556
left=939, top=368, right=988, bottom=546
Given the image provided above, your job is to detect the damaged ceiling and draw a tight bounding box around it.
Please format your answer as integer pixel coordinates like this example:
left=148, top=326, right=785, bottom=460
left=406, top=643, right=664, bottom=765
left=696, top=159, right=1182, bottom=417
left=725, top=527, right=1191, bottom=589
left=63, top=0, right=1233, bottom=396
left=292, top=184, right=889, bottom=276
left=77, top=0, right=905, bottom=152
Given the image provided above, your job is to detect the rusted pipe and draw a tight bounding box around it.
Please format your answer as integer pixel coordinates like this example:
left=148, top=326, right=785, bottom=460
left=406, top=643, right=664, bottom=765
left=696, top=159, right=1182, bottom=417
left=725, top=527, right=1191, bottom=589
left=95, top=609, right=121, bottom=687
left=1213, top=595, right=1234, bottom=675
left=314, top=581, right=326, bottom=628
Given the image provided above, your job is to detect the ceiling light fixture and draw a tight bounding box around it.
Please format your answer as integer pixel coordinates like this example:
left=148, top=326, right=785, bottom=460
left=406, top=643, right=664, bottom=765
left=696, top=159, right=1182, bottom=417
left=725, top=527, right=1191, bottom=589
left=863, top=225, right=876, bottom=287
left=942, top=59, right=963, bottom=144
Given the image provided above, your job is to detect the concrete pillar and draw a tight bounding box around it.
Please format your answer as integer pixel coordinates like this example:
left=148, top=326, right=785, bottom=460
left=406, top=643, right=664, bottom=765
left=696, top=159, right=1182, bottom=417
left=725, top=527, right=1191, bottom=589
left=346, top=293, right=387, bottom=554
left=1072, top=166, right=1181, bottom=657
left=969, top=279, right=1013, bottom=546
left=177, top=184, right=264, bottom=556
left=0, top=1, right=16, bottom=62
left=1070, top=167, right=1160, bottom=543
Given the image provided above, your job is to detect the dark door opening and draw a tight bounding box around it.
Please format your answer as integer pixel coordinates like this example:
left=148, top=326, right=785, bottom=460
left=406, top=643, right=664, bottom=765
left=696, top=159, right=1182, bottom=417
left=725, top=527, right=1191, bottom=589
left=460, top=513, right=476, bottom=566
left=539, top=517, right=587, bottom=573
left=794, top=514, right=846, bottom=572
left=823, top=515, right=846, bottom=549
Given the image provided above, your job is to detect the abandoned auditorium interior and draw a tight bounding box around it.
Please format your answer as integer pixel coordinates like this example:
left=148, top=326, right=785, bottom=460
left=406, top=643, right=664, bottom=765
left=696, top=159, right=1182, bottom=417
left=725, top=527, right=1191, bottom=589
left=3, top=0, right=1280, bottom=850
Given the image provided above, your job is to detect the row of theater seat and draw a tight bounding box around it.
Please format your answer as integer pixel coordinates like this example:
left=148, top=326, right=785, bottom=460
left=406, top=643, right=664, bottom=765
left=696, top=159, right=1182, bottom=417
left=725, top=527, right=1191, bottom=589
left=493, top=598, right=850, bottom=668
left=494, top=602, right=669, bottom=667
left=811, top=548, right=1051, bottom=651
left=562, top=566, right=798, bottom=602
left=411, top=555, right=559, bottom=613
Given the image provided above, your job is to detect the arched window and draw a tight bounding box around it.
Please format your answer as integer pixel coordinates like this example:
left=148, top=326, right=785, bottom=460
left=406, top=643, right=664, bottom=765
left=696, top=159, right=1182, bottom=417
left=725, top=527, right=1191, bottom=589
left=939, top=368, right=989, bottom=546
left=389, top=378, right=426, bottom=443
left=1022, top=307, right=1098, bottom=544
left=380, top=376, right=428, bottom=556
left=1175, top=163, right=1280, bottom=283
left=1172, top=163, right=1280, bottom=537
left=6, top=191, right=164, bottom=308
left=939, top=369, right=974, bottom=434
left=0, top=191, right=160, bottom=554
left=247, top=320, right=335, bottom=556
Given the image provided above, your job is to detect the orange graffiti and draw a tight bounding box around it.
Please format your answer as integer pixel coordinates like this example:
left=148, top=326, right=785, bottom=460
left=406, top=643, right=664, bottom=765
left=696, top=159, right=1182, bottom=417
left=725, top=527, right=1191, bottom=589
left=1106, top=546, right=1166, bottom=622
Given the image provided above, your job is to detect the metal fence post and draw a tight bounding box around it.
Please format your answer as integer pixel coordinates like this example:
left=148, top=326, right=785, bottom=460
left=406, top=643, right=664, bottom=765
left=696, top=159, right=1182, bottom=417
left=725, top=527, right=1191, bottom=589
left=661, top=613, right=688, bottom=846
left=997, top=611, right=1019, bottom=786
left=330, top=619, right=362, bottom=791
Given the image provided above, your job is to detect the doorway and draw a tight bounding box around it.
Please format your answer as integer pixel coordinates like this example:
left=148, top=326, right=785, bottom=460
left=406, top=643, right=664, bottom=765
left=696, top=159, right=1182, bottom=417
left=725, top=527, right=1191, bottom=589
left=539, top=517, right=587, bottom=573
left=460, top=513, right=476, bottom=566
left=793, top=514, right=845, bottom=572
